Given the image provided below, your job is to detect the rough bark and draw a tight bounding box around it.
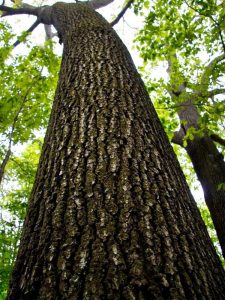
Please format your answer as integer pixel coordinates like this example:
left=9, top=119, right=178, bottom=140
left=173, top=100, right=225, bottom=259
left=7, top=3, right=225, bottom=299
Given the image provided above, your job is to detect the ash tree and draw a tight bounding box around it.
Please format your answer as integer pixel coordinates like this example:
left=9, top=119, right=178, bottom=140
left=0, top=0, right=225, bottom=299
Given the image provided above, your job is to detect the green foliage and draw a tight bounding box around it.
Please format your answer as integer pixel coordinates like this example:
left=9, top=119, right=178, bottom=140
left=0, top=21, right=60, bottom=296
left=0, top=140, right=43, bottom=298
left=218, top=182, right=225, bottom=191
left=0, top=218, right=21, bottom=299
left=0, top=142, right=39, bottom=297
left=0, top=43, right=60, bottom=148
left=135, top=0, right=225, bottom=59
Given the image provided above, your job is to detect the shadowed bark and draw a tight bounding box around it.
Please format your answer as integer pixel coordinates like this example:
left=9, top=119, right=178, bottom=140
left=6, top=3, right=225, bottom=299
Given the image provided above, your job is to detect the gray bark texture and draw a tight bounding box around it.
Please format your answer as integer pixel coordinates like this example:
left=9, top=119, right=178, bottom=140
left=7, top=3, right=225, bottom=299
left=173, top=100, right=225, bottom=259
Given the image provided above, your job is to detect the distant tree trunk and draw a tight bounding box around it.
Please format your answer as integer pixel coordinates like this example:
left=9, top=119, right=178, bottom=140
left=173, top=100, right=225, bottom=259
left=7, top=3, right=225, bottom=299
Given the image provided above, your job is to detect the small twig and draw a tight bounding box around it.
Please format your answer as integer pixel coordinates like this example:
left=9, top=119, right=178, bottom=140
left=111, top=0, right=133, bottom=27
left=122, top=18, right=138, bottom=30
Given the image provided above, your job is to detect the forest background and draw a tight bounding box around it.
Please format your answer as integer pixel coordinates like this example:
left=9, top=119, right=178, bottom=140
left=0, top=0, right=225, bottom=297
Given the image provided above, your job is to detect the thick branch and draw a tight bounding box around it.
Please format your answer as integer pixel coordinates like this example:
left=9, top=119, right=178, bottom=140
left=111, top=0, right=133, bottom=27
left=192, top=87, right=225, bottom=99
left=171, top=100, right=199, bottom=147
left=44, top=24, right=57, bottom=40
left=0, top=3, right=53, bottom=46
left=172, top=129, right=185, bottom=146
left=205, top=88, right=225, bottom=97
left=0, top=3, right=53, bottom=24
left=0, top=3, right=38, bottom=17
left=210, top=134, right=225, bottom=146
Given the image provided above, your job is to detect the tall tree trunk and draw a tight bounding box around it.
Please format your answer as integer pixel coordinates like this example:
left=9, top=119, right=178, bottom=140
left=173, top=100, right=225, bottom=258
left=7, top=3, right=225, bottom=299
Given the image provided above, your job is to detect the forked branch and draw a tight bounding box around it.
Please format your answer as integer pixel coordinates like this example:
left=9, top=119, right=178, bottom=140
left=0, top=1, right=116, bottom=47
left=0, top=3, right=53, bottom=47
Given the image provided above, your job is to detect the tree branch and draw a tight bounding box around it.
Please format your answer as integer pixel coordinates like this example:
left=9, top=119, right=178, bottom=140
left=192, top=88, right=225, bottom=98
left=13, top=19, right=40, bottom=47
left=110, top=0, right=133, bottom=27
left=44, top=24, right=57, bottom=40
left=210, top=134, right=225, bottom=147
left=200, top=53, right=225, bottom=87
left=0, top=3, right=54, bottom=47
left=0, top=3, right=39, bottom=17
left=206, top=88, right=225, bottom=97
left=171, top=129, right=185, bottom=146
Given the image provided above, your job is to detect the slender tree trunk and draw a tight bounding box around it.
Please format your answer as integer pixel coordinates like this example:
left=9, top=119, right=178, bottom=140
left=7, top=3, right=225, bottom=299
left=187, top=135, right=225, bottom=257
left=173, top=100, right=225, bottom=258
left=0, top=148, right=11, bottom=185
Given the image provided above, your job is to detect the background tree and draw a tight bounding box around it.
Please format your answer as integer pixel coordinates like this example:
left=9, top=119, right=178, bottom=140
left=0, top=1, right=225, bottom=299
left=134, top=0, right=225, bottom=258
